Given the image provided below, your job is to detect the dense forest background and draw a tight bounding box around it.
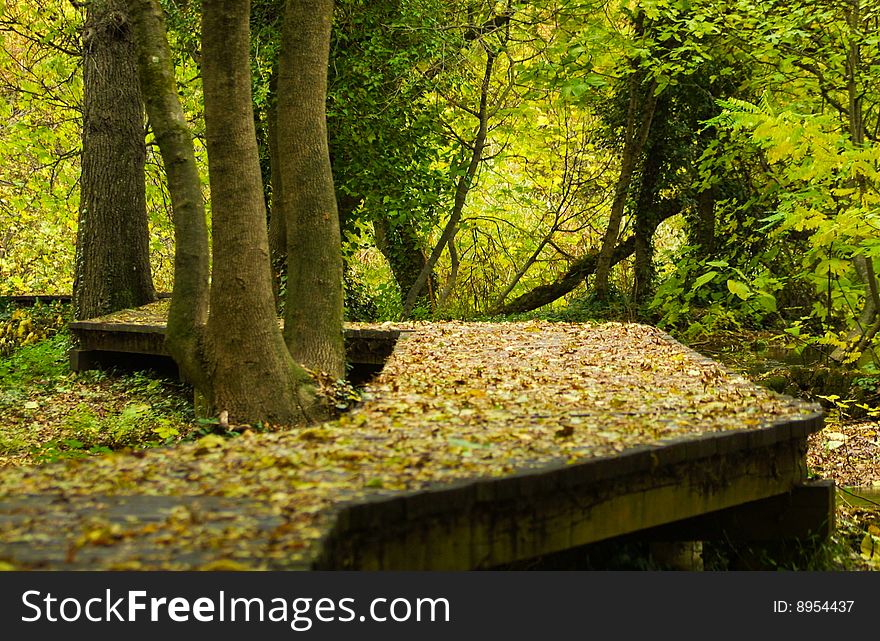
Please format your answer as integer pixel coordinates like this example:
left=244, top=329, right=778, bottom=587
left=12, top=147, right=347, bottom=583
left=0, top=0, right=876, bottom=368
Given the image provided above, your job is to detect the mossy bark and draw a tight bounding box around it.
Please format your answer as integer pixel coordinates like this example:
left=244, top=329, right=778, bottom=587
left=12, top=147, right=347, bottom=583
left=129, top=0, right=209, bottom=390
left=131, top=0, right=321, bottom=424
left=277, top=0, right=346, bottom=379
left=373, top=218, right=435, bottom=309
left=202, top=0, right=319, bottom=423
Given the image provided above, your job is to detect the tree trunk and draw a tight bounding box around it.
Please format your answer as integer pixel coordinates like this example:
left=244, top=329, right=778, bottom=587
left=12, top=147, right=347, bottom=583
left=692, top=187, right=717, bottom=255
left=277, top=0, right=346, bottom=379
left=201, top=0, right=318, bottom=423
left=129, top=0, right=209, bottom=389
left=491, top=234, right=552, bottom=310
left=373, top=218, right=434, bottom=307
left=401, top=48, right=496, bottom=318
left=831, top=256, right=880, bottom=362
left=436, top=230, right=459, bottom=309
left=495, top=201, right=680, bottom=315
left=132, top=0, right=318, bottom=424
left=631, top=116, right=665, bottom=303
left=74, top=0, right=155, bottom=320
left=592, top=73, right=658, bottom=300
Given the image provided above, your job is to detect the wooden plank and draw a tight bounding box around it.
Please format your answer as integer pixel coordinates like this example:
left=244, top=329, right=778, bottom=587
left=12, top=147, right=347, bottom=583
left=68, top=323, right=408, bottom=370
left=314, top=436, right=812, bottom=569
left=637, top=480, right=836, bottom=542
left=2, top=319, right=827, bottom=570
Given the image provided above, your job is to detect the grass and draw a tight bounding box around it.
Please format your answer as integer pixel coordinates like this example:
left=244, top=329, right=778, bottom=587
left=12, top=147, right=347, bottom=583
left=0, top=325, right=198, bottom=467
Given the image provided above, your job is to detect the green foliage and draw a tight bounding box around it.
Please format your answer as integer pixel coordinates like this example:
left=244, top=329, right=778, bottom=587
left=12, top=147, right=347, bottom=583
left=63, top=401, right=163, bottom=449
left=329, top=0, right=453, bottom=239
left=0, top=329, right=194, bottom=464
left=650, top=249, right=786, bottom=338
left=0, top=1, right=82, bottom=294
left=30, top=439, right=113, bottom=465
left=343, top=271, right=379, bottom=322
left=0, top=301, right=69, bottom=357
left=0, top=331, right=69, bottom=395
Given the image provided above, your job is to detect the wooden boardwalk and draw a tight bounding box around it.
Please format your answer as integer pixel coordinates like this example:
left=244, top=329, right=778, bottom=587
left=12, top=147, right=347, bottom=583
left=0, top=311, right=829, bottom=570
left=68, top=301, right=404, bottom=384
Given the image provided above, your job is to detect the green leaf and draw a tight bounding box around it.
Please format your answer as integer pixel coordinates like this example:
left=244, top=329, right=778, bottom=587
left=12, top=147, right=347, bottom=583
left=692, top=271, right=718, bottom=290
left=755, top=292, right=777, bottom=312
left=727, top=280, right=751, bottom=300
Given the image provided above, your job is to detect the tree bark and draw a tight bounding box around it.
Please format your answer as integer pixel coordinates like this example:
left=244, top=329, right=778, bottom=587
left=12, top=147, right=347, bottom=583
left=74, top=0, right=155, bottom=320
left=592, top=73, right=658, bottom=300
left=277, top=0, right=346, bottom=379
left=132, top=0, right=319, bottom=424
left=129, top=0, right=209, bottom=389
left=202, top=0, right=318, bottom=423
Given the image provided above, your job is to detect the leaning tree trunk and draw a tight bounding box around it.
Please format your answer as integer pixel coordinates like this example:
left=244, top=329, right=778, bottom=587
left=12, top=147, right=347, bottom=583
left=201, top=0, right=318, bottom=423
left=129, top=0, right=209, bottom=389
left=277, top=0, right=346, bottom=379
left=373, top=218, right=435, bottom=307
left=495, top=200, right=680, bottom=315
left=74, top=0, right=155, bottom=320
left=592, top=73, right=658, bottom=301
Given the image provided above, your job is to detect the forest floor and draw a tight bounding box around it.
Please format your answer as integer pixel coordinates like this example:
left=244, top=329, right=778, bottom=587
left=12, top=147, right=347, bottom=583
left=696, top=331, right=880, bottom=569
left=0, top=302, right=878, bottom=569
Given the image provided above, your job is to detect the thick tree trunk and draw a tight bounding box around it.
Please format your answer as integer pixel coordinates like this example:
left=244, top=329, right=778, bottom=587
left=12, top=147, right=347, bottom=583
left=201, top=0, right=317, bottom=423
left=277, top=0, right=346, bottom=379
left=132, top=0, right=318, bottom=424
left=74, top=0, right=155, bottom=320
left=129, top=0, right=209, bottom=389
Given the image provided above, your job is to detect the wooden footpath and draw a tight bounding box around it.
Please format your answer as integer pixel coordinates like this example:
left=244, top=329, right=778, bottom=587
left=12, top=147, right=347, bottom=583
left=0, top=308, right=831, bottom=570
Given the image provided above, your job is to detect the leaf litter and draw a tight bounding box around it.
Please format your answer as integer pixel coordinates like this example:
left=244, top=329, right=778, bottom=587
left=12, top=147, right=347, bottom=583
left=0, top=321, right=819, bottom=569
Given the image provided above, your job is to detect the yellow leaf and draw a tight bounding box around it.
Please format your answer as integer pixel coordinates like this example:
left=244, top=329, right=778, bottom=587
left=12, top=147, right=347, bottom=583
left=200, top=559, right=253, bottom=571
left=860, top=533, right=880, bottom=561
left=194, top=434, right=227, bottom=453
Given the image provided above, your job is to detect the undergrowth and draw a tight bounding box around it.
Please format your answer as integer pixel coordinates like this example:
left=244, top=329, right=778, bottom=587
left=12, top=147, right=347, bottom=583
left=0, top=324, right=197, bottom=466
